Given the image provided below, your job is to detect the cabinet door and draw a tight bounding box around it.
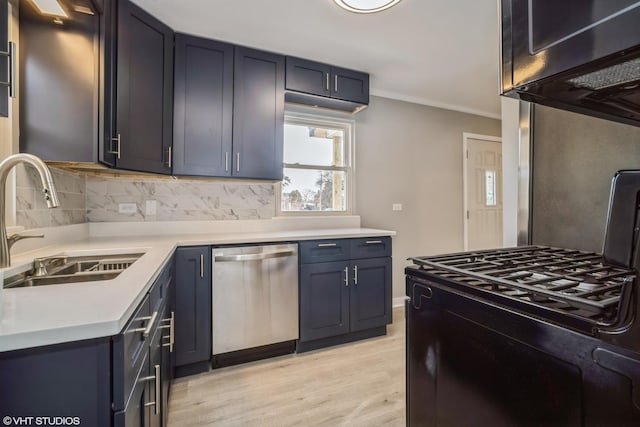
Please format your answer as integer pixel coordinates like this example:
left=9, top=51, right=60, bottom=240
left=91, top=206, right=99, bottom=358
left=232, top=47, right=284, bottom=180
left=331, top=67, right=369, bottom=105
left=0, top=0, right=8, bottom=118
left=349, top=257, right=392, bottom=332
left=116, top=0, right=173, bottom=174
left=285, top=57, right=331, bottom=97
left=175, top=246, right=212, bottom=366
left=300, top=261, right=350, bottom=341
left=148, top=325, right=163, bottom=427
left=173, top=34, right=233, bottom=177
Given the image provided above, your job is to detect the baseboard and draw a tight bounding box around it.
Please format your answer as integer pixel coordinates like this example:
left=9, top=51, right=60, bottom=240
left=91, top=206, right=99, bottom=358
left=393, top=296, right=407, bottom=308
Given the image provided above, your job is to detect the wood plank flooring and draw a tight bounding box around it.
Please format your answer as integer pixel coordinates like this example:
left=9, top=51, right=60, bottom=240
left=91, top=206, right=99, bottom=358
left=167, top=308, right=406, bottom=427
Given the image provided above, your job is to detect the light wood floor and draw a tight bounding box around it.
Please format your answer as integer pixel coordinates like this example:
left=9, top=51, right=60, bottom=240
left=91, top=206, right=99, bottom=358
left=167, top=308, right=406, bottom=427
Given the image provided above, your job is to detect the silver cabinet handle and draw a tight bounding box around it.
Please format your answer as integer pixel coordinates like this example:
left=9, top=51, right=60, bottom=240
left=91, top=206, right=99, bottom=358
left=160, top=311, right=174, bottom=353
left=143, top=311, right=158, bottom=337
left=200, top=254, right=204, bottom=278
left=365, top=240, right=383, bottom=245
left=0, top=41, right=16, bottom=98
left=236, top=152, right=240, bottom=172
left=344, top=266, right=349, bottom=287
left=325, top=73, right=329, bottom=91
left=214, top=250, right=295, bottom=262
left=166, top=146, right=172, bottom=169
left=225, top=152, right=229, bottom=172
left=154, top=364, right=160, bottom=415
left=128, top=310, right=157, bottom=336
left=334, top=75, right=338, bottom=92
left=108, top=134, right=121, bottom=159
left=141, top=364, right=161, bottom=415
left=317, top=243, right=337, bottom=247
left=354, top=265, right=358, bottom=285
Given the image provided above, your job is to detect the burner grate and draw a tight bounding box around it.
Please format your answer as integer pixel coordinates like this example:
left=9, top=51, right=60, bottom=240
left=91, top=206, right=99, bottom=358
left=410, top=246, right=636, bottom=319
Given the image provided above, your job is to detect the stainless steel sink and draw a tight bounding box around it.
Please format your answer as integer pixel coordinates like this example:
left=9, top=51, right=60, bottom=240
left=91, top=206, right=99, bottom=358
left=3, top=253, right=144, bottom=289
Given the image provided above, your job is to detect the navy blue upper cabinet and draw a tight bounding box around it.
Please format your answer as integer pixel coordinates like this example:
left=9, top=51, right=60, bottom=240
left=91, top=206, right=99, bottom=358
left=0, top=0, right=8, bottom=118
left=331, top=66, right=369, bottom=105
left=285, top=56, right=369, bottom=111
left=173, top=34, right=234, bottom=177
left=114, top=0, right=174, bottom=174
left=286, top=57, right=331, bottom=98
left=232, top=47, right=285, bottom=180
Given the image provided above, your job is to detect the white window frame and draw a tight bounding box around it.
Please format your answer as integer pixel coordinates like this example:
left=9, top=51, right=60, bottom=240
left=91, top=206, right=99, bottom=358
left=277, top=112, right=356, bottom=216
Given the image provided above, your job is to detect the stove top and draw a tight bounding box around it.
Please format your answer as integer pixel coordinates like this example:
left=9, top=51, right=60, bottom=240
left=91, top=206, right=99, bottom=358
left=408, top=246, right=636, bottom=327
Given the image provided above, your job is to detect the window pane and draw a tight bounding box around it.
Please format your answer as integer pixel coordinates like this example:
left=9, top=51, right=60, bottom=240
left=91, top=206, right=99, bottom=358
left=283, top=123, right=345, bottom=167
left=282, top=168, right=346, bottom=212
left=485, top=170, right=497, bottom=206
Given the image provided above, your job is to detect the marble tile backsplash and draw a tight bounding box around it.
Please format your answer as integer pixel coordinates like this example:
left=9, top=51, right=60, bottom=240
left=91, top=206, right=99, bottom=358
left=16, top=165, right=87, bottom=229
left=14, top=166, right=276, bottom=228
left=86, top=175, right=276, bottom=222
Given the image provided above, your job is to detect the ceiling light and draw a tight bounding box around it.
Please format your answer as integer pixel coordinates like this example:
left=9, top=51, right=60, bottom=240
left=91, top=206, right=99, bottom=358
left=333, top=0, right=403, bottom=14
left=29, top=0, right=68, bottom=17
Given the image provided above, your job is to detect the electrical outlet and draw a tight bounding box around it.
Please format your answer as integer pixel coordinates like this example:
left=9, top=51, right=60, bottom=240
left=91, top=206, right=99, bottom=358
left=118, top=203, right=137, bottom=214
left=392, top=203, right=403, bottom=211
left=146, top=200, right=157, bottom=216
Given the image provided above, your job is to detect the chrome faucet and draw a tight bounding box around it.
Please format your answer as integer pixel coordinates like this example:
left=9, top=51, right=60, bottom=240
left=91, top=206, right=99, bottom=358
left=0, top=154, right=60, bottom=268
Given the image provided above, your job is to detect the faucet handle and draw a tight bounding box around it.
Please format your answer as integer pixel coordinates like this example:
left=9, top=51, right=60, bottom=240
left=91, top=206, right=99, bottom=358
left=7, top=232, right=45, bottom=250
left=33, top=255, right=67, bottom=277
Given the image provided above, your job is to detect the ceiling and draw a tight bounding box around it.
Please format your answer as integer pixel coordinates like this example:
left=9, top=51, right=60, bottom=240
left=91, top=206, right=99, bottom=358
left=131, top=0, right=502, bottom=119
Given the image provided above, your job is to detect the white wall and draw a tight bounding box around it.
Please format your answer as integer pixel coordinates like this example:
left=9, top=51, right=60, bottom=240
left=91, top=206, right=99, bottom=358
left=354, top=96, right=501, bottom=302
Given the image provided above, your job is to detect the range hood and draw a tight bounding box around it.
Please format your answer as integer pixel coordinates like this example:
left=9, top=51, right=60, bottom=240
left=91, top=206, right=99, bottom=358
left=500, top=0, right=640, bottom=127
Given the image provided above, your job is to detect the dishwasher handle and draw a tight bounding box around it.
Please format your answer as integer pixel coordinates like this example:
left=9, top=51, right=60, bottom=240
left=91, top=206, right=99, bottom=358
left=214, top=250, right=296, bottom=262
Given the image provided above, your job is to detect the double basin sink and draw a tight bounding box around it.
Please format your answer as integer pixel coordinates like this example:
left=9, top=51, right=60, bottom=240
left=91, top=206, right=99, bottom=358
left=3, top=253, right=144, bottom=289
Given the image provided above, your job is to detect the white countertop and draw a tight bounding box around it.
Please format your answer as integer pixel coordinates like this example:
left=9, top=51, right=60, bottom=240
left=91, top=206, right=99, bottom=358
left=0, top=227, right=394, bottom=352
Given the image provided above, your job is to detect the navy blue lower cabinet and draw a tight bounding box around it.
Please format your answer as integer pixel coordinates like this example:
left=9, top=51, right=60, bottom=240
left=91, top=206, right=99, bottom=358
left=174, top=246, right=212, bottom=376
left=349, top=257, right=392, bottom=332
left=298, top=238, right=393, bottom=352
left=299, top=261, right=350, bottom=341
left=0, top=339, right=112, bottom=426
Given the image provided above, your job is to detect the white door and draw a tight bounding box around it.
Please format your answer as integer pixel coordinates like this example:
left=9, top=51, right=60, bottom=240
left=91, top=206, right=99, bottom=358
left=464, top=134, right=503, bottom=250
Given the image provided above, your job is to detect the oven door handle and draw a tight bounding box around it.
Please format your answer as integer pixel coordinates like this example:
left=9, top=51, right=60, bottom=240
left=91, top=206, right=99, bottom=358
left=593, top=347, right=640, bottom=410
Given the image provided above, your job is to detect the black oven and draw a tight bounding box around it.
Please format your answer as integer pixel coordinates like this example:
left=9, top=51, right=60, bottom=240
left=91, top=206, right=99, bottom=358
left=405, top=171, right=640, bottom=426
left=501, top=0, right=640, bottom=127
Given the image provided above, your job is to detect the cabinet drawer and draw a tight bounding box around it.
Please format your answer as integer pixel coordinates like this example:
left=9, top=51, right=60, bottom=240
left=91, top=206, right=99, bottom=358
left=350, top=237, right=391, bottom=259
left=114, top=354, right=150, bottom=427
left=113, top=294, right=153, bottom=412
left=149, top=260, right=173, bottom=313
left=299, top=239, right=350, bottom=263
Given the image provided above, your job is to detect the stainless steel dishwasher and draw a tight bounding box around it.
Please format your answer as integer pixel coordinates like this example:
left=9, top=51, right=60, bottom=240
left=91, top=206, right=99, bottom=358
left=211, top=243, right=298, bottom=367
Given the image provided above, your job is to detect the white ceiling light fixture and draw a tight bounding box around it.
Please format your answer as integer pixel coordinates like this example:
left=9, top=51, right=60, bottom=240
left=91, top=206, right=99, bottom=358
left=29, top=0, right=68, bottom=17
left=333, top=0, right=403, bottom=14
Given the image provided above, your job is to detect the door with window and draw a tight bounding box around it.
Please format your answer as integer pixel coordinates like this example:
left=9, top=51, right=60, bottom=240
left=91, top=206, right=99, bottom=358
left=464, top=134, right=503, bottom=250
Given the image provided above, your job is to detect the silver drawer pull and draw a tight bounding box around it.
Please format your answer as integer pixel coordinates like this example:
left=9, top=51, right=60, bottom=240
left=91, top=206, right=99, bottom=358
left=129, top=311, right=158, bottom=336
left=317, top=243, right=337, bottom=247
left=143, top=311, right=158, bottom=337
left=141, top=365, right=161, bottom=415
left=365, top=240, right=383, bottom=245
left=160, top=311, right=175, bottom=352
left=214, top=250, right=295, bottom=262
left=354, top=265, right=358, bottom=285
left=200, top=254, right=204, bottom=278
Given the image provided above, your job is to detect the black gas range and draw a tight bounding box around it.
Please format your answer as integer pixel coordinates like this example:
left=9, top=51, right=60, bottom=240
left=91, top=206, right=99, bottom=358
left=405, top=171, right=640, bottom=426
